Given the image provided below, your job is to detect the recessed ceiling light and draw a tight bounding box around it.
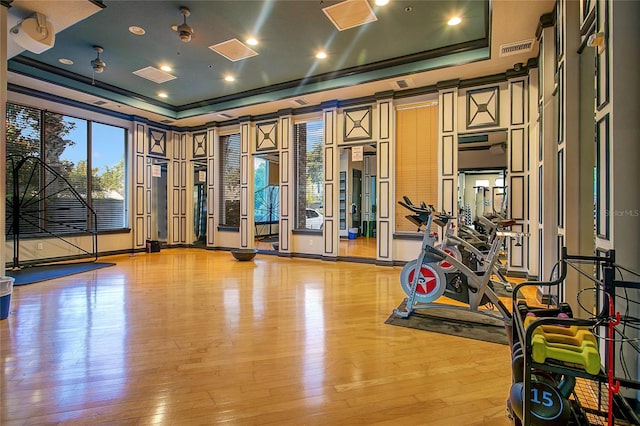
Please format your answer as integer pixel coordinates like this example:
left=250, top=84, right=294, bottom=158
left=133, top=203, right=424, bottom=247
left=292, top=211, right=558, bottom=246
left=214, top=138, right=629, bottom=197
left=160, top=65, right=172, bottom=72
left=224, top=75, right=235, bottom=82
left=58, top=58, right=73, bottom=65
left=448, top=16, right=462, bottom=26
left=246, top=37, right=258, bottom=46
left=158, top=92, right=168, bottom=98
left=129, top=26, right=146, bottom=35
left=375, top=0, right=389, bottom=5
left=316, top=51, right=327, bottom=59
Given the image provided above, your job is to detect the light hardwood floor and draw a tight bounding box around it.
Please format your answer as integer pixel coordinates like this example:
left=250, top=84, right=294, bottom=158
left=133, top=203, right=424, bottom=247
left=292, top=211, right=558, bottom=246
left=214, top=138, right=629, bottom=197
left=1, top=249, right=517, bottom=425
left=255, top=235, right=379, bottom=259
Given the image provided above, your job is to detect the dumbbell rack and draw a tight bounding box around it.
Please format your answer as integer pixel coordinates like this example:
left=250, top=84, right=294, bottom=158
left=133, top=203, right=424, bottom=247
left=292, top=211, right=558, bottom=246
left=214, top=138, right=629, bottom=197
left=510, top=248, right=640, bottom=425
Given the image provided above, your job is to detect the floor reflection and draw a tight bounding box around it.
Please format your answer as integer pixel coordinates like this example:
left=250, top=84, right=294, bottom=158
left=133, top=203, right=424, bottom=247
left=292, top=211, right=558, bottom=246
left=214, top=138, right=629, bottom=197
left=1, top=249, right=515, bottom=425
left=255, top=235, right=378, bottom=259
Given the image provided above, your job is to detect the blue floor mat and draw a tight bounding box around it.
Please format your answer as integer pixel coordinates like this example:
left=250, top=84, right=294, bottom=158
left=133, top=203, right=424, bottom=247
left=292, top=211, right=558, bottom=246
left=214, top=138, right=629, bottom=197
left=6, top=262, right=115, bottom=286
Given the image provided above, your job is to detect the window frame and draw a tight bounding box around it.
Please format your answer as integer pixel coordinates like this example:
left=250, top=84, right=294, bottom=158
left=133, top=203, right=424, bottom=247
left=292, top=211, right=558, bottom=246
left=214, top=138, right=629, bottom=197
left=218, top=132, right=241, bottom=229
left=293, top=116, right=324, bottom=231
left=5, top=102, right=129, bottom=235
left=90, top=120, right=128, bottom=231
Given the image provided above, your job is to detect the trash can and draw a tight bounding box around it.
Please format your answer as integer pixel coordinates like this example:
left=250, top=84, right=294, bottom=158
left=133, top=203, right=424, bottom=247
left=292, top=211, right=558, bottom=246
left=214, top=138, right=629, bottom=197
left=348, top=227, right=358, bottom=240
left=146, top=240, right=161, bottom=253
left=0, top=276, right=15, bottom=320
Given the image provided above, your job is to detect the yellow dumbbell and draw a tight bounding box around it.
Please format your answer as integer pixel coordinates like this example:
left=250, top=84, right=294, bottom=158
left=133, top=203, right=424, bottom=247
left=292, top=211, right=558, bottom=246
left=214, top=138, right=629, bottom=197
left=525, top=317, right=597, bottom=347
left=531, top=334, right=601, bottom=375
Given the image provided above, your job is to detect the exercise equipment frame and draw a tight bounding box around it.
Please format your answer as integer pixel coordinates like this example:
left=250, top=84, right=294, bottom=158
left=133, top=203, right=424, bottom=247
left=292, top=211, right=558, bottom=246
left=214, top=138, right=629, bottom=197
left=510, top=247, right=640, bottom=425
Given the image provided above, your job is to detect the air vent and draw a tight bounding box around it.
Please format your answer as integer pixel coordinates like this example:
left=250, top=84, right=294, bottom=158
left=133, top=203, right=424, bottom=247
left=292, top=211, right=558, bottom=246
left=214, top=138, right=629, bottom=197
left=132, top=66, right=177, bottom=83
left=291, top=98, right=309, bottom=106
left=390, top=77, right=415, bottom=90
left=323, top=0, right=377, bottom=31
left=209, top=39, right=258, bottom=62
left=499, top=39, right=535, bottom=57
left=218, top=113, right=233, bottom=119
left=93, top=100, right=107, bottom=106
left=160, top=119, right=174, bottom=124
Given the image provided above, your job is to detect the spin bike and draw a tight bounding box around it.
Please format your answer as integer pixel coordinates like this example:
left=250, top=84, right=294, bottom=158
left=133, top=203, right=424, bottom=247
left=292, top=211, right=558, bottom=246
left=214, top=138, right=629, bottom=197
left=394, top=197, right=523, bottom=322
left=433, top=212, right=512, bottom=290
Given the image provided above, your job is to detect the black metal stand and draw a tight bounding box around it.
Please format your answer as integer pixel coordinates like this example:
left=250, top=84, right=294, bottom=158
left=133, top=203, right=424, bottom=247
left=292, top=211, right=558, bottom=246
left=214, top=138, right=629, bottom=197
left=509, top=247, right=640, bottom=425
left=7, top=155, right=98, bottom=269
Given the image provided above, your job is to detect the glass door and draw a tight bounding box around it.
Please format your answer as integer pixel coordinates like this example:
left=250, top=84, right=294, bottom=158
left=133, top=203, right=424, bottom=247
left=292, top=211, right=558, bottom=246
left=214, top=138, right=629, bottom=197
left=193, top=161, right=207, bottom=246
left=151, top=159, right=168, bottom=242
left=339, top=144, right=377, bottom=259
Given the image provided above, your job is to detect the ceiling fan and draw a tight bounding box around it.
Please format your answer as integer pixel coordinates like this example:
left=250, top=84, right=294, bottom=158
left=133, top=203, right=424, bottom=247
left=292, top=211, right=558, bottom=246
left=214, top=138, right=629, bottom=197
left=91, top=45, right=106, bottom=73
left=171, top=7, right=194, bottom=42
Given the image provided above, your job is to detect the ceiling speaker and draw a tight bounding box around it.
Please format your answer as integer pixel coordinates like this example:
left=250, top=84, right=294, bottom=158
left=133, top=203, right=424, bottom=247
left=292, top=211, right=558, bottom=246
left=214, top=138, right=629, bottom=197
left=11, top=13, right=55, bottom=54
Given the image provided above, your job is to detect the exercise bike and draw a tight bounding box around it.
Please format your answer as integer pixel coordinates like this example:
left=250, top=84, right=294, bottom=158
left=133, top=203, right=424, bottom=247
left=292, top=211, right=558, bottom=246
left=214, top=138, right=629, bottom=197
left=394, top=197, right=525, bottom=322
left=434, top=212, right=513, bottom=290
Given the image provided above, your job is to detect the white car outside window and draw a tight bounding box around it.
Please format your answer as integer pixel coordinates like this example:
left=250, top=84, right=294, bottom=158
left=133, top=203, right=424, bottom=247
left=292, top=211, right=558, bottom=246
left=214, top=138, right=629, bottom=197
left=305, top=209, right=323, bottom=229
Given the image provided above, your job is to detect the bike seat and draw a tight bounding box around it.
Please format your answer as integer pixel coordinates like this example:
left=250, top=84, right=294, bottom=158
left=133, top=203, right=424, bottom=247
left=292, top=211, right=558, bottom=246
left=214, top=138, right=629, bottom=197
left=500, top=220, right=517, bottom=227
left=433, top=218, right=447, bottom=228
left=405, top=214, right=429, bottom=228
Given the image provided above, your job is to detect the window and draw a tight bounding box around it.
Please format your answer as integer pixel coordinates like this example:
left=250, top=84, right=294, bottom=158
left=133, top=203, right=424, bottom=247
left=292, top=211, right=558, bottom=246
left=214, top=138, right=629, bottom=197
left=45, top=112, right=88, bottom=197
left=6, top=103, right=41, bottom=159
left=293, top=120, right=324, bottom=229
left=6, top=104, right=42, bottom=236
left=5, top=103, right=128, bottom=235
left=44, top=112, right=88, bottom=234
left=219, top=133, right=241, bottom=227
left=92, top=122, right=126, bottom=230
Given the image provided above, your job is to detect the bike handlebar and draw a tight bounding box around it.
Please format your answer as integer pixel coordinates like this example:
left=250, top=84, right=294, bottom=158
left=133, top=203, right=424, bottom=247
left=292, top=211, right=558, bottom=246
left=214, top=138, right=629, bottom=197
left=398, top=196, right=517, bottom=229
left=398, top=198, right=454, bottom=222
left=398, top=199, right=433, bottom=216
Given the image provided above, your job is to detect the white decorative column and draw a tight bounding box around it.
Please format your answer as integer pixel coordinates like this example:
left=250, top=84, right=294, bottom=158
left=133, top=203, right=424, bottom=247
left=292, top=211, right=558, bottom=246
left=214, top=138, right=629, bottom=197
left=239, top=117, right=254, bottom=249
left=537, top=15, right=559, bottom=292
left=322, top=101, right=339, bottom=259
left=169, top=132, right=187, bottom=245
left=557, top=0, right=589, bottom=301
left=438, top=83, right=458, bottom=216
left=507, top=75, right=528, bottom=275
left=206, top=125, right=217, bottom=247
left=375, top=93, right=394, bottom=264
left=527, top=66, right=540, bottom=278
left=132, top=121, right=147, bottom=250
left=278, top=111, right=293, bottom=255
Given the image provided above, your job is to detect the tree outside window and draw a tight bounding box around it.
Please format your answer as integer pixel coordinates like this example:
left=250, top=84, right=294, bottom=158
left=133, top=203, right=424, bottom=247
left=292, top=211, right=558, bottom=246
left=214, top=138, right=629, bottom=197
left=294, top=120, right=324, bottom=229
left=5, top=103, right=127, bottom=235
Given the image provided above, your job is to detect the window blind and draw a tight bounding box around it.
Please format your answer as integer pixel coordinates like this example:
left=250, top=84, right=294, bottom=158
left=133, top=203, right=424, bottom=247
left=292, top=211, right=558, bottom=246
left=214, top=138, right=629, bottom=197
left=294, top=120, right=324, bottom=229
left=219, top=133, right=241, bottom=227
left=395, top=104, right=439, bottom=232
